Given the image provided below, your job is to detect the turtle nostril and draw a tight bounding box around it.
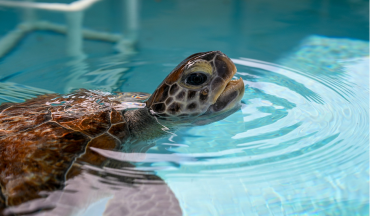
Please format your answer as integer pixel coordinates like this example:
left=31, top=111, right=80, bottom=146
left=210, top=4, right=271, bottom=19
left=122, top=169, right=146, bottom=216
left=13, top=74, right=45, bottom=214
left=201, top=88, right=208, bottom=96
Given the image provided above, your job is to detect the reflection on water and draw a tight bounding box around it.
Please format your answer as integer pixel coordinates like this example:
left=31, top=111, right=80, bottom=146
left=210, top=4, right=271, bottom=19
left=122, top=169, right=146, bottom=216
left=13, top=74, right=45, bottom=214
left=0, top=54, right=134, bottom=105
left=4, top=160, right=182, bottom=216
left=142, top=36, right=369, bottom=215
left=0, top=82, right=54, bottom=103
left=0, top=35, right=368, bottom=215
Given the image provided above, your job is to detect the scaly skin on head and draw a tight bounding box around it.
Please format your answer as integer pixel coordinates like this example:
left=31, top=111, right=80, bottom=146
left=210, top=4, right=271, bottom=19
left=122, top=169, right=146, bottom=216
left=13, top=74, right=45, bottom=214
left=125, top=51, right=245, bottom=143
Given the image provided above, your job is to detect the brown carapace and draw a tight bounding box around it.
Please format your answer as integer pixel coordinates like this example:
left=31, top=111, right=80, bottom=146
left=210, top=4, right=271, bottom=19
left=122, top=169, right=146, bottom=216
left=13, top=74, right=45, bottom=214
left=0, top=90, right=131, bottom=207
left=0, top=51, right=244, bottom=211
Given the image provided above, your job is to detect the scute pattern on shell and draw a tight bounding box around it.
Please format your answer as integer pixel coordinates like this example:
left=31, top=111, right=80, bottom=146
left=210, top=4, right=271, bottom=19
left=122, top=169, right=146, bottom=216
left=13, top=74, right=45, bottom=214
left=0, top=90, right=130, bottom=206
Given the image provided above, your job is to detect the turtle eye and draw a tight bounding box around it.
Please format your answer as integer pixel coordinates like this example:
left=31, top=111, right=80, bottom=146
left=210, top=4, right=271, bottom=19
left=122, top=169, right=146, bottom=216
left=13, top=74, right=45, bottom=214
left=186, top=73, right=207, bottom=85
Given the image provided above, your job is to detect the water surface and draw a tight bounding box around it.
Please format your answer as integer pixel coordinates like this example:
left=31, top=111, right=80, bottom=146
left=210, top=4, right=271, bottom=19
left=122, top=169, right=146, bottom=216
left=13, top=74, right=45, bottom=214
left=0, top=0, right=368, bottom=215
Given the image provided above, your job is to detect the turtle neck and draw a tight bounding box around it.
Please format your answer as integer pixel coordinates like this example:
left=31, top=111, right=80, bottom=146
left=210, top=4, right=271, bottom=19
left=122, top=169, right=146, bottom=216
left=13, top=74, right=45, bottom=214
left=123, top=108, right=176, bottom=152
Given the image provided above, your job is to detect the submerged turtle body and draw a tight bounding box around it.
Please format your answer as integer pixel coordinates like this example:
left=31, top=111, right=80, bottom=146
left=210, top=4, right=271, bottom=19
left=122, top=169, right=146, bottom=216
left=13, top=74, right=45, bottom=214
left=0, top=90, right=151, bottom=206
left=0, top=51, right=245, bottom=212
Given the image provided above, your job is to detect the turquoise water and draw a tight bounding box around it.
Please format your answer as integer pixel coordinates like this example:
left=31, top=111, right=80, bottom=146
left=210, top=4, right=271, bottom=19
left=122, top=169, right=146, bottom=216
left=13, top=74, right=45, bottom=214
left=0, top=0, right=369, bottom=215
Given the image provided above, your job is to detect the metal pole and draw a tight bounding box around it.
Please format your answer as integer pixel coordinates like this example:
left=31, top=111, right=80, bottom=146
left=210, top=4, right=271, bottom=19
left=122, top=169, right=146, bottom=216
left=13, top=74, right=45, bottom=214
left=116, top=0, right=139, bottom=53
left=125, top=0, right=138, bottom=42
left=65, top=11, right=84, bottom=56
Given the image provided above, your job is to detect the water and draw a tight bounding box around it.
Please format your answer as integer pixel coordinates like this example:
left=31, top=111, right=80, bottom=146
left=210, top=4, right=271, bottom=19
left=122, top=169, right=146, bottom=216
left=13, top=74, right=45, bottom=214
left=145, top=36, right=369, bottom=215
left=0, top=0, right=368, bottom=215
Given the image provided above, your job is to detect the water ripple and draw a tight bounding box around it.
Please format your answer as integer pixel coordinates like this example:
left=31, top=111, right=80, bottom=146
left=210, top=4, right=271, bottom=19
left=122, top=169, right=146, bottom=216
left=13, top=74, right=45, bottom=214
left=141, top=38, right=369, bottom=215
left=153, top=56, right=368, bottom=176
left=0, top=36, right=368, bottom=215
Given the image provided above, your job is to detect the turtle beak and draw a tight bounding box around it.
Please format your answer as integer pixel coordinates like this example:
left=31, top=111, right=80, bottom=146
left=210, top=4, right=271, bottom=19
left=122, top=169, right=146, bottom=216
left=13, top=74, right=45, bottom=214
left=211, top=77, right=244, bottom=112
left=193, top=77, right=244, bottom=125
left=211, top=52, right=245, bottom=111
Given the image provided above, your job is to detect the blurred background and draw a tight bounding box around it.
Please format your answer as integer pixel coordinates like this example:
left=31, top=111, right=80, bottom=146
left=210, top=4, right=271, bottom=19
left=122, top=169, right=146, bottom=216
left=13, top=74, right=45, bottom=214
left=0, top=0, right=368, bottom=96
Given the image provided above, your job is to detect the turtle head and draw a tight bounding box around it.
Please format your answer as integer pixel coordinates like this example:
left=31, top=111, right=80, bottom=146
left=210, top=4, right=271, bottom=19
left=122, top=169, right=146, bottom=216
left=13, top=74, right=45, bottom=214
left=146, top=51, right=244, bottom=125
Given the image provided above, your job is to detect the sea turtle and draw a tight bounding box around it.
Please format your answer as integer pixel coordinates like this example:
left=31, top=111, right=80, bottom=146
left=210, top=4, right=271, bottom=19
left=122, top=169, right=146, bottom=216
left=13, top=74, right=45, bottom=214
left=0, top=51, right=244, bottom=214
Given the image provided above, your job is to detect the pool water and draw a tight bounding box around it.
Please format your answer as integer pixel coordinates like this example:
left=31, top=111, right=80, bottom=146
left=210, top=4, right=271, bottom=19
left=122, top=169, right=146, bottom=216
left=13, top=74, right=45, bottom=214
left=0, top=0, right=368, bottom=215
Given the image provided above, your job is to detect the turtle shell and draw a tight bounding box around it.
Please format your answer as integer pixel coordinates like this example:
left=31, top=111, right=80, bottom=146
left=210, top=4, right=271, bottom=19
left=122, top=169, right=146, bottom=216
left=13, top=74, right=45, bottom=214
left=0, top=89, right=149, bottom=207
